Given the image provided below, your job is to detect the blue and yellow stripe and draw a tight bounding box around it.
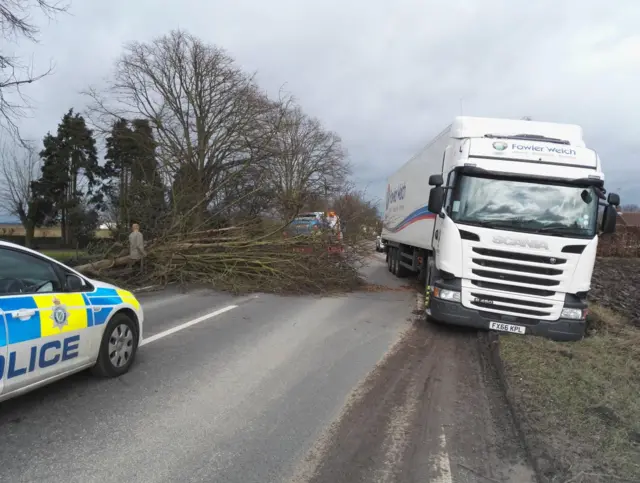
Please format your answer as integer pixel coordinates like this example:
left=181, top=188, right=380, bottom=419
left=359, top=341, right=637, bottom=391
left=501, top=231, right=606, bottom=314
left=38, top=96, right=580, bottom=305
left=0, top=286, right=139, bottom=347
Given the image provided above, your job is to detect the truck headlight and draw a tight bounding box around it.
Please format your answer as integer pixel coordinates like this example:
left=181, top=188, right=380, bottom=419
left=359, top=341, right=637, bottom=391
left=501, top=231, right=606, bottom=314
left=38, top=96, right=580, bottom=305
left=434, top=287, right=461, bottom=302
left=561, top=308, right=587, bottom=320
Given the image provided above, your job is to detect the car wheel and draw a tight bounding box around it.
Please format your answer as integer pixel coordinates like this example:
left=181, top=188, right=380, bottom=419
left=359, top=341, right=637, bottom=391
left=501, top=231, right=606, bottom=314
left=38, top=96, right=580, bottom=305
left=91, top=312, right=139, bottom=378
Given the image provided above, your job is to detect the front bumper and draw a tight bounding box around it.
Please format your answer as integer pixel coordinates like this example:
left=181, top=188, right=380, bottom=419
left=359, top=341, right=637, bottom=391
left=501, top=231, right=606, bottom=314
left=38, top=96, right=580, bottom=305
left=428, top=279, right=586, bottom=342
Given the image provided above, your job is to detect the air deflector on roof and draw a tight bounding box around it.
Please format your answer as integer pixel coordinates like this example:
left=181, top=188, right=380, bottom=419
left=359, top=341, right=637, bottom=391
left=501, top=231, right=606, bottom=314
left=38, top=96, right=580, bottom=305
left=484, top=133, right=571, bottom=145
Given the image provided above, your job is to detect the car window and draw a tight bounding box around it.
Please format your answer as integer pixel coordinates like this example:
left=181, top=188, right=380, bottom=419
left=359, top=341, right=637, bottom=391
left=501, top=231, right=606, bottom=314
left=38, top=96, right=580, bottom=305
left=0, top=247, right=61, bottom=295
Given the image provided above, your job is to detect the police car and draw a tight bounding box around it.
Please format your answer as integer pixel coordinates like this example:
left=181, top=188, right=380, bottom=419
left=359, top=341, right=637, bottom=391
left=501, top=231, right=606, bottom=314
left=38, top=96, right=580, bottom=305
left=0, top=241, right=143, bottom=403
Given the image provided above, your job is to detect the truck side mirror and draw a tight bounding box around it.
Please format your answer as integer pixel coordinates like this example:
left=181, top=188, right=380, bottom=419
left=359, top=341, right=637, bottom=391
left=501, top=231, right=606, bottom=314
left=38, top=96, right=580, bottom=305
left=601, top=205, right=617, bottom=234
left=607, top=192, right=620, bottom=206
left=429, top=174, right=443, bottom=186
left=428, top=186, right=444, bottom=215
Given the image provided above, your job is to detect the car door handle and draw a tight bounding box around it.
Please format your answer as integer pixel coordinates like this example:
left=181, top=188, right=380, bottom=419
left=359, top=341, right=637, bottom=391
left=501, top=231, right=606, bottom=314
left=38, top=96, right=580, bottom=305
left=13, top=309, right=36, bottom=320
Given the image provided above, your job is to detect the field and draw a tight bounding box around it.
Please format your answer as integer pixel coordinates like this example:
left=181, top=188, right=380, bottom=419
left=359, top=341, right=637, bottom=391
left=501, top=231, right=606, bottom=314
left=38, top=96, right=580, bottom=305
left=0, top=224, right=112, bottom=239
left=500, top=257, right=640, bottom=483
left=39, top=249, right=89, bottom=261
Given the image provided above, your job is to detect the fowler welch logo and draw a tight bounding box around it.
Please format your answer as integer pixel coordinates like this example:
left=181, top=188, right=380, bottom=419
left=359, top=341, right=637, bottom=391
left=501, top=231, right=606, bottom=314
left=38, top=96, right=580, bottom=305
left=386, top=182, right=406, bottom=209
left=492, top=141, right=577, bottom=156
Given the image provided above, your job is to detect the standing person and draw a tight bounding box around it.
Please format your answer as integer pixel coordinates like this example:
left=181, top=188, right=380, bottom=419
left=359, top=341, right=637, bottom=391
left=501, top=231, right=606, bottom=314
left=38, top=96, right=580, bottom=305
left=129, top=223, right=147, bottom=271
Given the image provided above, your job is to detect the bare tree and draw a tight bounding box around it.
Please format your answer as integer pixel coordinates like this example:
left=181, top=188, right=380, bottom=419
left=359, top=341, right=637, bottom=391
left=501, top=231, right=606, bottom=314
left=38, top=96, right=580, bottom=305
left=0, top=0, right=69, bottom=142
left=266, top=105, right=350, bottom=219
left=85, top=30, right=283, bottom=227
left=332, top=185, right=380, bottom=238
left=0, top=141, right=41, bottom=246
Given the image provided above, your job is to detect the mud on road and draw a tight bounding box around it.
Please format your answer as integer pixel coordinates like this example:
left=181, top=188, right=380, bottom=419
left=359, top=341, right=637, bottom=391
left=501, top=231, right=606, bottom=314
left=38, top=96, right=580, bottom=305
left=292, top=315, right=536, bottom=483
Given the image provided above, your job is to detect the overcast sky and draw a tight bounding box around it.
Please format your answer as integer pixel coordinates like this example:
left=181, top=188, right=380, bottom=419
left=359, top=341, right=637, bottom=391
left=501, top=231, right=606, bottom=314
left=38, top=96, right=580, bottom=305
left=7, top=0, right=640, bottom=214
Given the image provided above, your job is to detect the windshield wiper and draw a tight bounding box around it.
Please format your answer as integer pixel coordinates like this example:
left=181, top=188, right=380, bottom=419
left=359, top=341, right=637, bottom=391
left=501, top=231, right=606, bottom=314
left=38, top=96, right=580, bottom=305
left=456, top=219, right=496, bottom=228
left=463, top=218, right=540, bottom=229
left=534, top=224, right=584, bottom=233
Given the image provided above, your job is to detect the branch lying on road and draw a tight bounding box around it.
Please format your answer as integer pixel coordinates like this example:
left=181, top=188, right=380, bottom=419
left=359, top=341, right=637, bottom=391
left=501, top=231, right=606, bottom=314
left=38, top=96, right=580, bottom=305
left=73, top=224, right=368, bottom=295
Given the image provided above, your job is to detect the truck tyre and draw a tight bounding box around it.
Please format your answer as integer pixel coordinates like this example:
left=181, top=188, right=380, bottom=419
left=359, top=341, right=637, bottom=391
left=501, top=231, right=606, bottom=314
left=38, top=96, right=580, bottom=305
left=392, top=248, right=400, bottom=276
left=390, top=247, right=397, bottom=275
left=91, top=312, right=139, bottom=378
left=397, top=264, right=410, bottom=278
left=396, top=249, right=410, bottom=278
left=425, top=257, right=440, bottom=324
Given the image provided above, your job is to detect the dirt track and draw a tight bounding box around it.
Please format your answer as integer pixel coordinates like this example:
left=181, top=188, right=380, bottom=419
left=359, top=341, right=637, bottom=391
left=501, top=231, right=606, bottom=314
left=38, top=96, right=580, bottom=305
left=294, top=312, right=537, bottom=483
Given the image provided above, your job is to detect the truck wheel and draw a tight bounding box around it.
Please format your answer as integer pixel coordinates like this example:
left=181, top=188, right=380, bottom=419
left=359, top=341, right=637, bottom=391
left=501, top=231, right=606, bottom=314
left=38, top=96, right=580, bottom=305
left=387, top=248, right=393, bottom=272
left=397, top=264, right=409, bottom=278
left=91, top=312, right=139, bottom=378
left=424, top=258, right=440, bottom=324
left=395, top=249, right=410, bottom=278
left=391, top=248, right=399, bottom=275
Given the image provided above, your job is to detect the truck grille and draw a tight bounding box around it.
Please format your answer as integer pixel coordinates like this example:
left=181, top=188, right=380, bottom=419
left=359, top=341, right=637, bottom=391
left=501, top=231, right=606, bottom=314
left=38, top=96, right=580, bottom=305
left=471, top=247, right=565, bottom=291
left=472, top=247, right=567, bottom=266
left=471, top=258, right=563, bottom=276
left=469, top=292, right=552, bottom=317
left=465, top=247, right=566, bottom=319
left=470, top=280, right=555, bottom=297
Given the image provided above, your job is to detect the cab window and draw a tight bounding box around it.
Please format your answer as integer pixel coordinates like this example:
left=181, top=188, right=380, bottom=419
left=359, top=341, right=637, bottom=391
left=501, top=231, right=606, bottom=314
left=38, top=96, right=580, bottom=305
left=0, top=247, right=62, bottom=295
left=444, top=170, right=457, bottom=216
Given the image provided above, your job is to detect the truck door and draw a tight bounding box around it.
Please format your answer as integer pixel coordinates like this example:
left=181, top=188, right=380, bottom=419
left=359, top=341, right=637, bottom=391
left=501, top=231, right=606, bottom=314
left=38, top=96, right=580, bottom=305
left=0, top=307, right=7, bottom=396
left=432, top=168, right=457, bottom=260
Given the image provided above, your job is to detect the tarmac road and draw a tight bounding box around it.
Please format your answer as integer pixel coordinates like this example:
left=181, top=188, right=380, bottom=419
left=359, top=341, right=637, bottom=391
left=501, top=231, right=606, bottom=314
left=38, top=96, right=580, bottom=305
left=0, top=252, right=536, bottom=483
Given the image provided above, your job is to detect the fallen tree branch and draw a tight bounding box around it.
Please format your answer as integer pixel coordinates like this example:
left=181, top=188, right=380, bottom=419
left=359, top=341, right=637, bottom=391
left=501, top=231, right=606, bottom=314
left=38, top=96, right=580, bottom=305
left=73, top=225, right=368, bottom=295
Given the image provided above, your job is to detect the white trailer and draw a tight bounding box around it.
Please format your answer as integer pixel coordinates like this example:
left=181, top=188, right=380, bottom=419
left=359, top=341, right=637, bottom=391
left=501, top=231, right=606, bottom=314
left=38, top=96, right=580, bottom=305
left=381, top=116, right=620, bottom=341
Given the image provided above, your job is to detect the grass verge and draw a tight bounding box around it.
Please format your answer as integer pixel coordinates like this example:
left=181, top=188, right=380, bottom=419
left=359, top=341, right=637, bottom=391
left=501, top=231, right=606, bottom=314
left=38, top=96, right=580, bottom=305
left=500, top=305, right=640, bottom=483
left=40, top=249, right=88, bottom=261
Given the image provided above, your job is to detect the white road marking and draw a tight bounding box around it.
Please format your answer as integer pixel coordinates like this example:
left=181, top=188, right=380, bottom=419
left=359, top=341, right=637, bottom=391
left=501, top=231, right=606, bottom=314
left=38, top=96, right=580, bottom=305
left=140, top=305, right=238, bottom=346
left=132, top=285, right=157, bottom=293
left=431, top=428, right=453, bottom=483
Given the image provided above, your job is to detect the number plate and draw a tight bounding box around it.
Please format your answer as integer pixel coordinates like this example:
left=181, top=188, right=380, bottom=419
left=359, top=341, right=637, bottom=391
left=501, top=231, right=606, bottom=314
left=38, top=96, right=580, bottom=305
left=489, top=321, right=526, bottom=335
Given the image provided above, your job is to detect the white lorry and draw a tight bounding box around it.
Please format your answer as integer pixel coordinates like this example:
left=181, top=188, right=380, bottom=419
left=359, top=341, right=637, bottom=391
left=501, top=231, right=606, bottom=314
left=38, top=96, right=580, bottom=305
left=381, top=116, right=619, bottom=341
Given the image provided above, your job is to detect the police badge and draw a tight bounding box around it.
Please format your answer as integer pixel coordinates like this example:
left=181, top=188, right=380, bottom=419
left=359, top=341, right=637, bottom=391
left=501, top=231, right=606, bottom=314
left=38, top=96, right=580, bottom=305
left=50, top=296, right=69, bottom=330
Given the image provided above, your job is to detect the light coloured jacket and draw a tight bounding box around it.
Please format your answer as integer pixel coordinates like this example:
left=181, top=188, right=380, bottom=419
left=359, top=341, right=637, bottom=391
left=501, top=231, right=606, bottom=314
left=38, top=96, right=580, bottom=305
left=129, top=231, right=147, bottom=260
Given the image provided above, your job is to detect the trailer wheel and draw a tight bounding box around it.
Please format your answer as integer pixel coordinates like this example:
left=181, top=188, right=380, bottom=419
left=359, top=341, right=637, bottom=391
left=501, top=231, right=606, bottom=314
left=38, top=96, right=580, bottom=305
left=390, top=247, right=399, bottom=275
left=390, top=247, right=396, bottom=274
left=395, top=249, right=410, bottom=278
left=397, top=264, right=409, bottom=278
left=394, top=249, right=401, bottom=276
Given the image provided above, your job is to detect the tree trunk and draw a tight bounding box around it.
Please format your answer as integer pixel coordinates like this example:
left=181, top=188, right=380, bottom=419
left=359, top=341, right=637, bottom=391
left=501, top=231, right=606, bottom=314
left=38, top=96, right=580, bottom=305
left=62, top=209, right=71, bottom=246
left=24, top=222, right=35, bottom=248
left=73, top=255, right=132, bottom=274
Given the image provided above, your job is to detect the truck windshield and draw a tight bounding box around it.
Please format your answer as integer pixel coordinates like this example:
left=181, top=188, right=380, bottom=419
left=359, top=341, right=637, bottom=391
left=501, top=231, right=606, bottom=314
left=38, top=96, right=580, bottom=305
left=449, top=174, right=599, bottom=238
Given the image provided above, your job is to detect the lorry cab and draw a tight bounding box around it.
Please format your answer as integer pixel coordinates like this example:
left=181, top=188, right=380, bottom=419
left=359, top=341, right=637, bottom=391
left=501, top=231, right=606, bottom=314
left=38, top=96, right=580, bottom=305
left=427, top=123, right=619, bottom=340
left=382, top=116, right=619, bottom=341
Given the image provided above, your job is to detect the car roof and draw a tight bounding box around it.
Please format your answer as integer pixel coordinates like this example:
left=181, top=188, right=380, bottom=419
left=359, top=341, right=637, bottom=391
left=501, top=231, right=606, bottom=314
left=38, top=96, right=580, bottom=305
left=0, top=240, right=35, bottom=252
